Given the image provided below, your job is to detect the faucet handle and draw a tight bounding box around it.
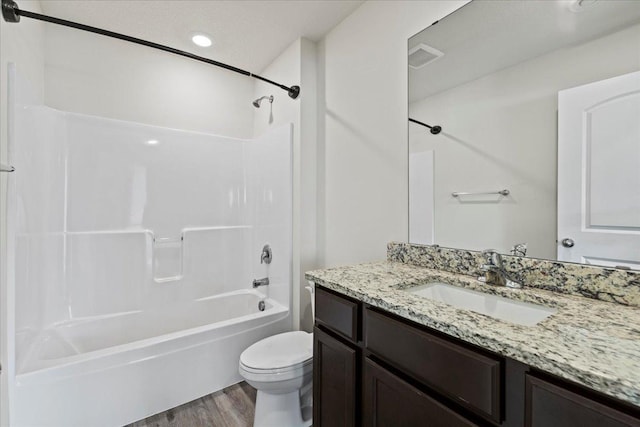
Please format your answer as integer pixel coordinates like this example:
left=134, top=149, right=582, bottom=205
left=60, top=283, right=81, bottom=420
left=481, top=249, right=506, bottom=269
left=260, top=244, right=272, bottom=264
left=511, top=243, right=527, bottom=257
left=481, top=249, right=498, bottom=264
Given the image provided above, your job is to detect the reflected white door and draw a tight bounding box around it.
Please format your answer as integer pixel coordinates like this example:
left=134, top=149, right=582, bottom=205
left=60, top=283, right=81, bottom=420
left=557, top=71, right=640, bottom=269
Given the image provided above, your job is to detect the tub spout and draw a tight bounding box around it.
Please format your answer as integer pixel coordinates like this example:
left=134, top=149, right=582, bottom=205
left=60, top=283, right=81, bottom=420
left=253, top=277, right=270, bottom=288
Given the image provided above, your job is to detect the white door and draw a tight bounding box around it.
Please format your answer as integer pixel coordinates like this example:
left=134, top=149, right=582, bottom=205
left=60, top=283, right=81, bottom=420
left=558, top=71, right=640, bottom=269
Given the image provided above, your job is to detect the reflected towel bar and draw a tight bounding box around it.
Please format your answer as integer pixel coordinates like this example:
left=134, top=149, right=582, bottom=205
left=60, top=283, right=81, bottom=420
left=452, top=189, right=509, bottom=197
left=1, top=163, right=15, bottom=172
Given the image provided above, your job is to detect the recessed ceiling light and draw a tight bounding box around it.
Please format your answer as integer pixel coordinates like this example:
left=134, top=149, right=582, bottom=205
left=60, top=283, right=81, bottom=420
left=147, top=139, right=159, bottom=145
left=191, top=33, right=212, bottom=48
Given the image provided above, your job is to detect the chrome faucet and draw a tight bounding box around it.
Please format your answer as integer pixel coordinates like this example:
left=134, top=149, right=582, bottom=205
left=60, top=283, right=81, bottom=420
left=479, top=249, right=523, bottom=289
left=260, top=244, right=272, bottom=264
left=253, top=277, right=270, bottom=288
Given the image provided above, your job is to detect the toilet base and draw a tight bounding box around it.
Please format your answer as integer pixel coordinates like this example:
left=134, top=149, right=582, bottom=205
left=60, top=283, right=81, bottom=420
left=253, top=389, right=312, bottom=427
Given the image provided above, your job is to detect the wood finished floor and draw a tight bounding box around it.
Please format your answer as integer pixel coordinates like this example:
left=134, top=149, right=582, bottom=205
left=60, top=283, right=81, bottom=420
left=126, top=382, right=256, bottom=427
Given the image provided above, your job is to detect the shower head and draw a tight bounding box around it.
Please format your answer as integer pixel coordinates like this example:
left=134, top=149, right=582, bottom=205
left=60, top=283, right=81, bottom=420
left=253, top=95, right=274, bottom=108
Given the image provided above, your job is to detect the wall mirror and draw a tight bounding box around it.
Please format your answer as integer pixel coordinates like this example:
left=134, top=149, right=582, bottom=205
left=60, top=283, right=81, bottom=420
left=408, top=0, right=640, bottom=269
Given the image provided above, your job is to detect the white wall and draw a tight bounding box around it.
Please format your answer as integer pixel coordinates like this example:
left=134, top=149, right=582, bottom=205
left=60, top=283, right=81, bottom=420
left=253, top=38, right=317, bottom=331
left=409, top=23, right=640, bottom=259
left=0, top=1, right=45, bottom=424
left=317, top=0, right=468, bottom=268
left=44, top=24, right=255, bottom=139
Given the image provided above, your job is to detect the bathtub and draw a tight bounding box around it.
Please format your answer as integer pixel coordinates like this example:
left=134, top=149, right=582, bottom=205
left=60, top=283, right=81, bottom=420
left=12, top=289, right=290, bottom=427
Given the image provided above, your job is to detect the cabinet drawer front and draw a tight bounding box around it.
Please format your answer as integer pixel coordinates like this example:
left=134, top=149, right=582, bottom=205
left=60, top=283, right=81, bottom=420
left=364, top=358, right=478, bottom=427
left=525, top=375, right=640, bottom=427
left=315, top=286, right=360, bottom=341
left=365, top=308, right=502, bottom=423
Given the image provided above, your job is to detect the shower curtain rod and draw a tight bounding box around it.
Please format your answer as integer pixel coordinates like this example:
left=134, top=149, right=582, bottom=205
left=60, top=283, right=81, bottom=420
left=1, top=0, right=301, bottom=99
left=409, top=118, right=441, bottom=135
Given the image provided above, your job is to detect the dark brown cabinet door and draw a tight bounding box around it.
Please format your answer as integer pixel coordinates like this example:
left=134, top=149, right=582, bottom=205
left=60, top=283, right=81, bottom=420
left=525, top=375, right=640, bottom=427
left=363, top=358, right=477, bottom=427
left=313, top=326, right=358, bottom=427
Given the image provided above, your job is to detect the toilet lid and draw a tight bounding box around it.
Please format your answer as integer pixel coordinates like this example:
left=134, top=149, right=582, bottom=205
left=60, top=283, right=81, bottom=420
left=240, top=331, right=312, bottom=370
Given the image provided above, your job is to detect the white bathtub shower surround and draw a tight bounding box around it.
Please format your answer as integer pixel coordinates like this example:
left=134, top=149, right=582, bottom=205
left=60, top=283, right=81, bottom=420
left=7, top=103, right=293, bottom=426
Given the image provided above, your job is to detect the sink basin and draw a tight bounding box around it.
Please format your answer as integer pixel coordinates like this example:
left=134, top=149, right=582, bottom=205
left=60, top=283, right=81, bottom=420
left=407, top=282, right=556, bottom=326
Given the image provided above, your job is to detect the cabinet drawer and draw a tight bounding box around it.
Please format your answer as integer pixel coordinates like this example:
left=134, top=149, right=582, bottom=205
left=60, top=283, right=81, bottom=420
left=525, top=375, right=640, bottom=427
left=364, top=358, right=477, bottom=427
left=365, top=308, right=502, bottom=423
left=315, top=286, right=360, bottom=341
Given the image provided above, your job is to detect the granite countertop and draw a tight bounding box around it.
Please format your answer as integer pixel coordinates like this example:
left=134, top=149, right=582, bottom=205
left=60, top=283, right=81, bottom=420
left=305, top=261, right=640, bottom=406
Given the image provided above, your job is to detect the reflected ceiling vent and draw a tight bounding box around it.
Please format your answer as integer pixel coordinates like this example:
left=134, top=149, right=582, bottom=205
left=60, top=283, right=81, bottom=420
left=408, top=43, right=444, bottom=69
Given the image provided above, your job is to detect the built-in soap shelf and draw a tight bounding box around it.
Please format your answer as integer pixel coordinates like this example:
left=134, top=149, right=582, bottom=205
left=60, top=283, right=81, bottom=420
left=153, top=236, right=184, bottom=283
left=58, top=226, right=253, bottom=285
left=151, top=225, right=253, bottom=284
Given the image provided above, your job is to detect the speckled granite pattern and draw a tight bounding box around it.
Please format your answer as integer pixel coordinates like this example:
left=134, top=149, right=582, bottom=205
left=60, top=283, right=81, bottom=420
left=305, top=261, right=640, bottom=406
left=387, top=242, right=640, bottom=307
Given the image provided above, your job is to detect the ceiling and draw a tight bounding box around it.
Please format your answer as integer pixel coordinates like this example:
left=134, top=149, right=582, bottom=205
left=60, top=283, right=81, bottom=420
left=40, top=0, right=364, bottom=73
left=409, top=0, right=640, bottom=102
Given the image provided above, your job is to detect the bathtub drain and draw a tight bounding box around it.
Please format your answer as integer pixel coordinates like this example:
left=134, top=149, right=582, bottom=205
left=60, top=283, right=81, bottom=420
left=258, top=300, right=266, bottom=311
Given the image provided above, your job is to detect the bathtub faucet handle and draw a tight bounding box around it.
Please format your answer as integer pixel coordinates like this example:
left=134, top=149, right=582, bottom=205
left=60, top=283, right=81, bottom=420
left=260, top=244, right=272, bottom=264
left=253, top=277, right=270, bottom=288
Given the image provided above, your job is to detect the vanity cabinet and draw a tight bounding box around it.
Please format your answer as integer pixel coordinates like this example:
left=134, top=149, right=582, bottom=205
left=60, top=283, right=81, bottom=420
left=313, top=285, right=640, bottom=427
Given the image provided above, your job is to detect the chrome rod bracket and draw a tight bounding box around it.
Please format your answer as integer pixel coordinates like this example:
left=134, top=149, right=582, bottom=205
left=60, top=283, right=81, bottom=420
left=409, top=118, right=442, bottom=134
left=0, top=163, right=15, bottom=172
left=2, top=0, right=20, bottom=23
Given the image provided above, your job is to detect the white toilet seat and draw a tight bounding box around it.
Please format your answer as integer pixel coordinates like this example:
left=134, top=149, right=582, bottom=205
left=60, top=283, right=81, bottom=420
left=239, top=331, right=312, bottom=383
left=240, top=331, right=312, bottom=371
left=239, top=359, right=312, bottom=383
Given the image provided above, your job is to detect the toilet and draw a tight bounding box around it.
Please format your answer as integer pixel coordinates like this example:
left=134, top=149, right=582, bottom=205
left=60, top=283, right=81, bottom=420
left=239, top=331, right=313, bottom=427
left=239, top=285, right=315, bottom=427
